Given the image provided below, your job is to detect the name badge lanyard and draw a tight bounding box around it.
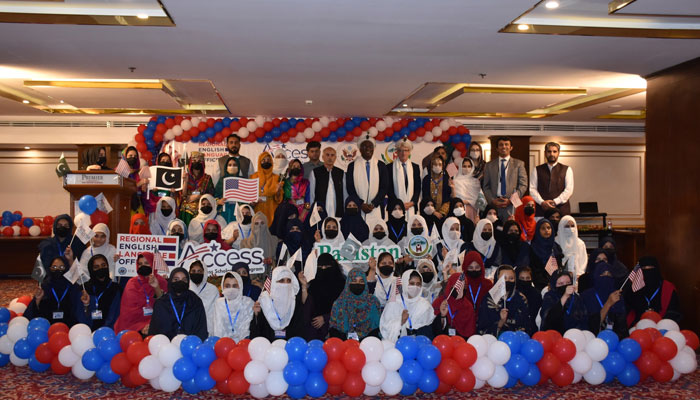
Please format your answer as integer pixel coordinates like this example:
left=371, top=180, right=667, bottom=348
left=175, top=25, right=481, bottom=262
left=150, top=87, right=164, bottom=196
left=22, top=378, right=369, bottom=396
left=644, top=287, right=661, bottom=309
left=224, top=298, right=240, bottom=332
left=92, top=281, right=112, bottom=310
left=52, top=287, right=69, bottom=311
left=169, top=296, right=186, bottom=332
left=270, top=299, right=283, bottom=325
left=469, top=284, right=481, bottom=310
left=238, top=223, right=251, bottom=240
left=447, top=302, right=458, bottom=326
left=594, top=292, right=611, bottom=325
left=136, top=278, right=152, bottom=308
left=399, top=291, right=412, bottom=329
left=377, top=277, right=392, bottom=302
left=389, top=225, right=405, bottom=242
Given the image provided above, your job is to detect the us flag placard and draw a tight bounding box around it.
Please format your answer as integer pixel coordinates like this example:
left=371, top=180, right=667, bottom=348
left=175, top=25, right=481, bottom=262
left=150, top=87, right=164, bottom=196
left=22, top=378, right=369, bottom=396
left=224, top=177, right=259, bottom=203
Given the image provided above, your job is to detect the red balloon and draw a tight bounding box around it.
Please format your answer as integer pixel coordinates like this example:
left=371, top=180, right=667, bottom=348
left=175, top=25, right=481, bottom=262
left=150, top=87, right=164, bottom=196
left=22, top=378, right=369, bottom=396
left=400, top=119, right=409, bottom=128
left=137, top=124, right=146, bottom=134
left=19, top=227, right=29, bottom=236
left=1, top=227, right=12, bottom=237
left=630, top=329, right=653, bottom=351
left=448, top=126, right=458, bottom=136
left=136, top=142, right=147, bottom=153
left=532, top=331, right=554, bottom=353
left=537, top=352, right=561, bottom=378
left=295, top=122, right=305, bottom=131
left=128, top=365, right=147, bottom=386
left=439, top=133, right=450, bottom=143
left=48, top=331, right=70, bottom=354
left=262, top=121, right=273, bottom=131
left=681, top=329, right=699, bottom=350
left=51, top=356, right=71, bottom=374
left=450, top=335, right=466, bottom=346
left=238, top=117, right=249, bottom=127
left=345, top=339, right=360, bottom=348
left=227, top=346, right=251, bottom=371
left=551, top=363, right=574, bottom=387
left=392, top=122, right=402, bottom=132
left=323, top=360, right=347, bottom=386
left=360, top=121, right=370, bottom=130
left=164, top=119, right=175, bottom=129
left=119, top=331, right=142, bottom=352
left=342, top=372, right=365, bottom=396
left=90, top=210, right=109, bottom=226
left=230, top=121, right=242, bottom=131
left=652, top=361, right=674, bottom=382
left=323, top=337, right=347, bottom=362
left=376, top=134, right=385, bottom=142
left=156, top=124, right=167, bottom=135
left=16, top=295, right=31, bottom=306
left=206, top=118, right=216, bottom=128
left=214, top=133, right=223, bottom=143
left=312, top=134, right=322, bottom=142
left=646, top=327, right=662, bottom=342
left=352, top=127, right=362, bottom=137
left=432, top=335, right=454, bottom=359
left=320, top=128, right=331, bottom=138
left=424, top=122, right=434, bottom=131
left=111, top=352, right=132, bottom=376
left=408, top=133, right=417, bottom=141
left=635, top=351, right=661, bottom=376
left=436, top=358, right=461, bottom=385
left=552, top=338, right=577, bottom=363
left=198, top=122, right=208, bottom=132
left=221, top=127, right=232, bottom=137
left=281, top=132, right=291, bottom=143
left=215, top=337, right=235, bottom=359
left=652, top=337, right=677, bottom=361
left=327, top=384, right=343, bottom=395
left=126, top=341, right=149, bottom=365
left=329, top=121, right=339, bottom=131
left=342, top=347, right=366, bottom=373
left=35, top=342, right=54, bottom=364
left=458, top=126, right=468, bottom=134
left=228, top=370, right=249, bottom=395
left=43, top=215, right=54, bottom=226
left=11, top=221, right=20, bottom=227
left=174, top=116, right=184, bottom=125
left=453, top=343, right=478, bottom=369
left=547, top=330, right=563, bottom=343
left=121, top=370, right=137, bottom=388
left=216, top=377, right=231, bottom=394
left=436, top=380, right=452, bottom=394
left=454, top=369, right=476, bottom=392
left=209, top=358, right=232, bottom=382
left=271, top=118, right=281, bottom=127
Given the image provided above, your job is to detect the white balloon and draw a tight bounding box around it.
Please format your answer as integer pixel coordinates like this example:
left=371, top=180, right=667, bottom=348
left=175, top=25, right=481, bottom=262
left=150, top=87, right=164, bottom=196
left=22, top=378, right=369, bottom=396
left=149, top=377, right=161, bottom=391
left=238, top=127, right=250, bottom=139
left=164, top=129, right=175, bottom=141
left=573, top=371, right=583, bottom=384
left=657, top=319, right=680, bottom=332
left=6, top=323, right=27, bottom=342
left=295, top=133, right=307, bottom=143
left=311, top=121, right=322, bottom=132
left=244, top=360, right=269, bottom=385
left=380, top=348, right=403, bottom=372
left=158, top=367, right=181, bottom=392
left=12, top=226, right=19, bottom=236
left=148, top=334, right=170, bottom=357
left=484, top=334, right=499, bottom=347
left=414, top=135, right=423, bottom=143
left=381, top=340, right=394, bottom=352
left=467, top=335, right=488, bottom=358
left=486, top=341, right=511, bottom=366
left=380, top=370, right=403, bottom=395
left=635, top=319, right=657, bottom=330
left=246, top=121, right=258, bottom=132
left=0, top=336, right=12, bottom=353
left=9, top=316, right=28, bottom=327
left=681, top=345, right=696, bottom=359
left=264, top=370, right=288, bottom=396
left=29, top=226, right=41, bottom=237
left=71, top=334, right=95, bottom=357
left=190, top=117, right=201, bottom=127
left=10, top=351, right=28, bottom=366
left=158, top=343, right=181, bottom=368
left=263, top=346, right=288, bottom=372
left=384, top=117, right=395, bottom=126
left=375, top=121, right=387, bottom=132
left=172, top=125, right=183, bottom=136
left=585, top=338, right=609, bottom=362
left=569, top=351, right=593, bottom=374
left=72, top=361, right=95, bottom=380
left=180, top=120, right=193, bottom=131
left=138, top=355, right=163, bottom=380
left=171, top=334, right=186, bottom=349
left=448, top=118, right=458, bottom=127
left=362, top=361, right=386, bottom=387
left=582, top=330, right=596, bottom=344
left=73, top=213, right=91, bottom=230
left=439, top=120, right=450, bottom=131
left=474, top=378, right=486, bottom=389
left=564, top=329, right=587, bottom=353
left=249, top=382, right=269, bottom=398
left=271, top=339, right=287, bottom=348
left=364, top=384, right=381, bottom=396
left=254, top=116, right=266, bottom=127
left=368, top=127, right=378, bottom=138
left=487, top=365, right=508, bottom=388
left=303, top=128, right=315, bottom=139
left=423, top=132, right=434, bottom=142
left=583, top=361, right=606, bottom=385
left=669, top=351, right=696, bottom=374
left=360, top=336, right=384, bottom=363
left=431, top=126, right=442, bottom=137
left=248, top=337, right=271, bottom=361
left=9, top=303, right=26, bottom=314
left=665, top=331, right=687, bottom=352
left=319, top=117, right=330, bottom=127
left=58, top=346, right=80, bottom=367
left=471, top=357, right=495, bottom=381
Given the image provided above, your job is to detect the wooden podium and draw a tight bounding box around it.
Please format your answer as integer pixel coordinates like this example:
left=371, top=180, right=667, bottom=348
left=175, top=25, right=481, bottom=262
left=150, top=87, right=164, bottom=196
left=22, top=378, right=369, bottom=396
left=63, top=171, right=137, bottom=244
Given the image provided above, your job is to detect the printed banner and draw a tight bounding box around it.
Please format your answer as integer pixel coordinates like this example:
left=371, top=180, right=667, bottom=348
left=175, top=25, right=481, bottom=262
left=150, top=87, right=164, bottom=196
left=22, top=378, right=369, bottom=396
left=177, top=241, right=266, bottom=275
left=115, top=234, right=179, bottom=277
left=314, top=243, right=401, bottom=263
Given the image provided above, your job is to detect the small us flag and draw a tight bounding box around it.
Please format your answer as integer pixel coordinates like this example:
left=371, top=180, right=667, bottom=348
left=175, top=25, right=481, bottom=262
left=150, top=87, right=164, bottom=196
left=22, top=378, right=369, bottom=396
left=628, top=264, right=645, bottom=292
left=263, top=275, right=271, bottom=293
left=389, top=278, right=403, bottom=303
left=453, top=272, right=466, bottom=294
left=115, top=158, right=130, bottom=178
left=153, top=250, right=168, bottom=277
left=224, top=177, right=259, bottom=203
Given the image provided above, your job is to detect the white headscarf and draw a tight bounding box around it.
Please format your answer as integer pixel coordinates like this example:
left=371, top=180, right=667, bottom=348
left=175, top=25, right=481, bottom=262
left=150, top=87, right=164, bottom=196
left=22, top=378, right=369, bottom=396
left=259, top=266, right=300, bottom=331
left=213, top=271, right=254, bottom=341
left=149, top=196, right=176, bottom=236
left=363, top=218, right=394, bottom=247
left=472, top=219, right=496, bottom=258
left=221, top=204, right=254, bottom=244
left=272, top=148, right=289, bottom=175
left=379, top=269, right=436, bottom=342
left=441, top=216, right=464, bottom=253
left=188, top=194, right=226, bottom=243
left=399, top=214, right=433, bottom=257
left=417, top=259, right=441, bottom=302
left=183, top=258, right=219, bottom=335
left=554, top=215, right=588, bottom=280
left=319, top=217, right=345, bottom=248
left=452, top=160, right=481, bottom=206
left=80, top=222, right=116, bottom=280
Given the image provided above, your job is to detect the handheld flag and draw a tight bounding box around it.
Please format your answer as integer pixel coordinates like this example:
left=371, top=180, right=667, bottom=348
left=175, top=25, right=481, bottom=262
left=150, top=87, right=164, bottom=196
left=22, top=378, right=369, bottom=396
left=224, top=177, right=259, bottom=203
left=153, top=250, right=169, bottom=276
left=151, top=166, right=183, bottom=191
left=263, top=275, right=272, bottom=293
left=55, top=152, right=71, bottom=178
left=114, top=158, right=131, bottom=178
left=489, top=275, right=507, bottom=304
left=64, top=259, right=90, bottom=286
left=308, top=203, right=322, bottom=227
left=73, top=224, right=95, bottom=245
left=545, top=255, right=559, bottom=276
left=621, top=264, right=646, bottom=292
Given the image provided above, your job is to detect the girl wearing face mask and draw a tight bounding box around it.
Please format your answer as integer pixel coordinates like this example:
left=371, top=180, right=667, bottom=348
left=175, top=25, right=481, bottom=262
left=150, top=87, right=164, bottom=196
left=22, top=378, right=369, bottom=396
left=276, top=219, right=306, bottom=265
left=148, top=267, right=208, bottom=340
left=497, top=220, right=530, bottom=268
left=213, top=271, right=254, bottom=340
left=468, top=142, right=486, bottom=181
left=461, top=251, right=493, bottom=313
left=307, top=253, right=346, bottom=340
left=272, top=148, right=289, bottom=175
left=477, top=265, right=535, bottom=336
left=201, top=220, right=231, bottom=250
left=432, top=272, right=477, bottom=339
left=470, top=219, right=498, bottom=279
left=581, top=261, right=628, bottom=337
left=79, top=223, right=117, bottom=282
left=329, top=268, right=381, bottom=340
left=554, top=215, right=587, bottom=283
left=366, top=252, right=397, bottom=309
left=282, top=158, right=310, bottom=218
left=114, top=252, right=168, bottom=335
left=543, top=208, right=562, bottom=235
left=447, top=198, right=476, bottom=243
left=515, top=266, right=542, bottom=329
left=149, top=196, right=177, bottom=236
left=421, top=153, right=452, bottom=220
left=340, top=197, right=369, bottom=243
left=450, top=158, right=484, bottom=223
left=232, top=262, right=262, bottom=301
left=121, top=146, right=150, bottom=215
left=167, top=219, right=192, bottom=258
left=24, top=256, right=79, bottom=326
left=185, top=259, right=218, bottom=335
left=435, top=217, right=468, bottom=273
left=215, top=157, right=242, bottom=224
left=188, top=194, right=227, bottom=243
left=539, top=270, right=587, bottom=334
left=129, top=213, right=151, bottom=235
left=417, top=259, right=441, bottom=303
left=251, top=152, right=282, bottom=227
left=251, top=266, right=307, bottom=340
left=528, top=219, right=564, bottom=291
left=180, top=152, right=215, bottom=226
left=314, top=217, right=345, bottom=247
left=514, top=195, right=537, bottom=242
left=625, top=256, right=681, bottom=327
left=380, top=270, right=436, bottom=342
left=598, top=236, right=629, bottom=281
left=222, top=204, right=255, bottom=249
left=481, top=205, right=503, bottom=233
left=420, top=199, right=440, bottom=236
left=577, top=249, right=608, bottom=294
left=74, top=254, right=121, bottom=330
left=386, top=199, right=408, bottom=244
left=270, top=202, right=299, bottom=240
left=241, top=212, right=277, bottom=266
left=363, top=218, right=394, bottom=248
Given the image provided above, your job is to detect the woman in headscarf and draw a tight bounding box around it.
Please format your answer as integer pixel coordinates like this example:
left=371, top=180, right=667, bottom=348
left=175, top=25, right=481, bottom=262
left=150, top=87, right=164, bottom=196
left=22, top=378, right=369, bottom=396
left=420, top=199, right=441, bottom=237
left=74, top=254, right=121, bottom=330
left=232, top=262, right=262, bottom=301
left=148, top=267, right=208, bottom=340
left=167, top=219, right=191, bottom=258
left=398, top=214, right=434, bottom=264
left=380, top=269, right=436, bottom=342
left=282, top=158, right=310, bottom=219
left=24, top=256, right=79, bottom=326
left=188, top=194, right=227, bottom=243
left=202, top=220, right=231, bottom=250
left=366, top=252, right=398, bottom=309
left=241, top=212, right=278, bottom=262
left=529, top=219, right=563, bottom=291
left=114, top=252, right=168, bottom=335
left=625, top=256, right=681, bottom=327
left=329, top=268, right=381, bottom=341
left=477, top=265, right=535, bottom=336
left=468, top=141, right=486, bottom=181
left=462, top=251, right=493, bottom=314
left=213, top=271, right=254, bottom=341
left=515, top=266, right=542, bottom=330
left=215, top=156, right=241, bottom=224
left=363, top=218, right=394, bottom=248
left=83, top=146, right=109, bottom=171
left=598, top=236, right=630, bottom=281
left=435, top=216, right=468, bottom=271
left=307, top=253, right=346, bottom=340
left=143, top=153, right=180, bottom=215
left=185, top=258, right=219, bottom=336
left=577, top=249, right=608, bottom=294
left=39, top=214, right=86, bottom=268
left=432, top=272, right=476, bottom=339
left=122, top=146, right=149, bottom=215
left=149, top=196, right=177, bottom=236
left=250, top=266, right=308, bottom=340
left=340, top=196, right=369, bottom=243
left=555, top=215, right=588, bottom=283
left=446, top=198, right=475, bottom=242
left=581, top=261, right=628, bottom=337
left=222, top=204, right=254, bottom=249
left=276, top=218, right=305, bottom=263
left=251, top=152, right=282, bottom=227
left=417, top=259, right=441, bottom=303
left=540, top=270, right=587, bottom=334
left=514, top=195, right=537, bottom=242
left=270, top=202, right=299, bottom=240
left=421, top=153, right=451, bottom=220
left=272, top=148, right=289, bottom=176
left=386, top=199, right=408, bottom=244
left=498, top=220, right=530, bottom=268
left=314, top=217, right=345, bottom=248
left=450, top=158, right=483, bottom=223
left=129, top=213, right=151, bottom=235
left=180, top=151, right=215, bottom=226
left=470, top=219, right=498, bottom=279
left=481, top=205, right=503, bottom=236
left=544, top=208, right=562, bottom=236
left=79, top=223, right=117, bottom=281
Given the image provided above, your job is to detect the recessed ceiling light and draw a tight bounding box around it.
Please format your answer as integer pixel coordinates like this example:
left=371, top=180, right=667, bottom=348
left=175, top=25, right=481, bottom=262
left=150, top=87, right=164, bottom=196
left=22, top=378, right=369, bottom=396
left=305, top=100, right=313, bottom=105
left=545, top=1, right=559, bottom=9
left=24, top=146, right=30, bottom=150
left=609, top=104, right=623, bottom=108
left=22, top=100, right=29, bottom=104
left=59, top=100, right=64, bottom=104
left=136, top=13, right=149, bottom=20
left=402, top=104, right=409, bottom=107
left=517, top=24, right=530, bottom=31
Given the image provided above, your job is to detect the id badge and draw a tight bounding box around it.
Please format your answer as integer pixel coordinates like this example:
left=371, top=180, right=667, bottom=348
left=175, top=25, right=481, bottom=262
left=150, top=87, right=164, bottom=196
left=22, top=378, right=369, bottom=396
left=606, top=323, right=613, bottom=330
left=295, top=199, right=304, bottom=205
left=193, top=191, right=200, bottom=195
left=52, top=311, right=64, bottom=320
left=274, top=330, right=286, bottom=339
left=260, top=196, right=267, bottom=202
left=91, top=310, right=103, bottom=320
left=143, top=307, right=153, bottom=316
left=448, top=328, right=457, bottom=337
left=348, top=332, right=359, bottom=341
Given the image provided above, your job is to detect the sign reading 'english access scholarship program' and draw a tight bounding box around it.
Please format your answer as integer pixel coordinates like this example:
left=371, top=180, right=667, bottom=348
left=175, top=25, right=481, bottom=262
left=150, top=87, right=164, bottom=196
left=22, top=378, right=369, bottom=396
left=177, top=241, right=266, bottom=276
left=115, top=234, right=179, bottom=277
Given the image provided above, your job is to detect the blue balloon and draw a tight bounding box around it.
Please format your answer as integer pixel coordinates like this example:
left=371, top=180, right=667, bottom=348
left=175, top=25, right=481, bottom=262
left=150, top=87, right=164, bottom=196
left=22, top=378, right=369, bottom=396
left=505, top=354, right=529, bottom=379
left=97, top=338, right=121, bottom=361
left=0, top=308, right=9, bottom=324
left=286, top=337, right=308, bottom=361
left=195, top=367, right=216, bottom=391
left=156, top=116, right=166, bottom=124
left=415, top=336, right=432, bottom=347
left=27, top=317, right=49, bottom=332
left=604, top=370, right=615, bottom=384
left=22, top=218, right=33, bottom=228
left=288, top=118, right=298, bottom=128
left=308, top=339, right=324, bottom=348
left=399, top=359, right=424, bottom=385
left=601, top=351, right=625, bottom=376
left=280, top=122, right=291, bottom=132
left=96, top=363, right=120, bottom=384
left=0, top=322, right=8, bottom=337
left=283, top=361, right=309, bottom=386
left=515, top=330, right=530, bottom=345
left=192, top=344, right=216, bottom=368
left=197, top=133, right=207, bottom=143
left=13, top=338, right=33, bottom=359
left=505, top=374, right=518, bottom=388
left=181, top=376, right=199, bottom=395
left=82, top=348, right=105, bottom=371
left=344, top=121, right=355, bottom=131
left=618, top=338, right=642, bottom=363
left=93, top=327, right=115, bottom=345
left=400, top=381, right=418, bottom=395
left=205, top=127, right=215, bottom=138
left=305, top=372, right=328, bottom=397
left=396, top=336, right=419, bottom=361
left=28, top=355, right=50, bottom=372
left=1, top=211, right=12, bottom=219
left=264, top=134, right=273, bottom=143
left=146, top=139, right=156, bottom=149
left=408, top=121, right=418, bottom=131
left=180, top=335, right=202, bottom=358
left=223, top=117, right=231, bottom=126
left=116, top=330, right=129, bottom=341
left=13, top=213, right=21, bottom=222
left=618, top=363, right=640, bottom=386
left=520, top=363, right=541, bottom=386
left=203, top=336, right=220, bottom=348
left=304, top=346, right=328, bottom=373
left=418, top=369, right=440, bottom=393
left=328, top=133, right=337, bottom=142
left=2, top=218, right=10, bottom=226
left=521, top=339, right=544, bottom=363
left=400, top=127, right=410, bottom=137
left=598, top=330, right=620, bottom=352
left=78, top=195, right=98, bottom=215
left=287, top=384, right=306, bottom=399
left=214, top=121, right=224, bottom=132
left=271, top=127, right=282, bottom=137
left=0, top=353, right=8, bottom=367
left=147, top=121, right=157, bottom=130
left=336, top=128, right=346, bottom=137
left=27, top=329, right=48, bottom=348
left=417, top=344, right=441, bottom=370
left=173, top=357, right=197, bottom=381
left=256, top=136, right=264, bottom=143
left=143, top=129, right=154, bottom=139
left=499, top=331, right=521, bottom=354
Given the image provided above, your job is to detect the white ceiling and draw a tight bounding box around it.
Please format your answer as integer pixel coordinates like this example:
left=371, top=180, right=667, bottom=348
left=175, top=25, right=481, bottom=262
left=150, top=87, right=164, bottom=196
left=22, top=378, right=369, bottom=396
left=0, top=0, right=698, bottom=120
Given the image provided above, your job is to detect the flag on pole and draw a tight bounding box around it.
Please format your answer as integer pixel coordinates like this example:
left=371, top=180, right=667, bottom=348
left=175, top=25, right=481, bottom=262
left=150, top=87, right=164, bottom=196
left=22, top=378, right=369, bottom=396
left=224, top=177, right=259, bottom=203
left=64, top=259, right=90, bottom=285
left=489, top=275, right=507, bottom=304
left=151, top=166, right=184, bottom=191
left=115, top=158, right=130, bottom=178
left=308, top=202, right=322, bottom=227
left=153, top=250, right=168, bottom=276
left=545, top=255, right=559, bottom=276
left=628, top=264, right=646, bottom=292
left=285, top=248, right=302, bottom=271
left=263, top=275, right=272, bottom=293
left=74, top=224, right=95, bottom=245
left=453, top=272, right=466, bottom=294
left=55, top=152, right=71, bottom=178
left=389, top=277, right=403, bottom=303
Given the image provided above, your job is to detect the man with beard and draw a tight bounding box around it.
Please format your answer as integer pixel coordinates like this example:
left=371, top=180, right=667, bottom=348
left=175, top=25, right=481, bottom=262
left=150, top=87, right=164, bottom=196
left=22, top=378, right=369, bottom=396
left=529, top=142, right=574, bottom=216
left=216, top=134, right=254, bottom=182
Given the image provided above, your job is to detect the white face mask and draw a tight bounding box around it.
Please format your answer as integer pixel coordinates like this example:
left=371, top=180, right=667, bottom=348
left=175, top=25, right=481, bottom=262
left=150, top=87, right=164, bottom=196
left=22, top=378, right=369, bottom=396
left=423, top=206, right=435, bottom=215
left=486, top=214, right=498, bottom=223
left=223, top=287, right=240, bottom=301
left=470, top=150, right=481, bottom=159
left=463, top=167, right=473, bottom=176
left=273, top=158, right=288, bottom=174
left=449, top=230, right=460, bottom=240
left=271, top=282, right=294, bottom=312
left=453, top=207, right=465, bottom=217
left=432, top=166, right=442, bottom=175
left=406, top=285, right=421, bottom=299
left=391, top=209, right=404, bottom=219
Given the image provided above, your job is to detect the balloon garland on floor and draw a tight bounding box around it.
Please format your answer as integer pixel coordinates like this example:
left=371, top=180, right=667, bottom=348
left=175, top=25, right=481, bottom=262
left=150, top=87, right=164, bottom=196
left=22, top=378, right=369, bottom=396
left=131, top=115, right=470, bottom=165
left=0, top=308, right=697, bottom=397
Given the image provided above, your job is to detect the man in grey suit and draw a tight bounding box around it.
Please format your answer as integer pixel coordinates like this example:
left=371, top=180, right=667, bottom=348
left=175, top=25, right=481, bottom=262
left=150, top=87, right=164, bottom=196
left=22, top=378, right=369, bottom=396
left=482, top=136, right=528, bottom=221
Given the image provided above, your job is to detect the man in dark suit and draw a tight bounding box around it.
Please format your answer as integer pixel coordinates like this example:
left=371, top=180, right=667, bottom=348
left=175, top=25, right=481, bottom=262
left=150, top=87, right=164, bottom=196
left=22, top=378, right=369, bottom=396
left=482, top=136, right=528, bottom=221
left=346, top=135, right=388, bottom=220
left=387, top=138, right=421, bottom=217
left=308, top=147, right=345, bottom=218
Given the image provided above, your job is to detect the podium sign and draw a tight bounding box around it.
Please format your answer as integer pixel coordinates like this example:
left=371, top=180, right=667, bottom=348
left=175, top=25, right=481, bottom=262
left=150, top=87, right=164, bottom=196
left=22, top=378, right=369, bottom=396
left=64, top=173, right=122, bottom=186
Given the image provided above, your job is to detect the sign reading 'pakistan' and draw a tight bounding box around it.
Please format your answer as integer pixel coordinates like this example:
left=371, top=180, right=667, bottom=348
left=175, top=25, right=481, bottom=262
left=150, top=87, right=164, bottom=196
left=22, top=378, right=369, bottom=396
left=315, top=243, right=401, bottom=263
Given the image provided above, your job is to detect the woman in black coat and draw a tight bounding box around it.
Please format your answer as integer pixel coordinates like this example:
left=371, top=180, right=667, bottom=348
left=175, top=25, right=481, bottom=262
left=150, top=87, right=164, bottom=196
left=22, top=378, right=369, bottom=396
left=148, top=267, right=208, bottom=340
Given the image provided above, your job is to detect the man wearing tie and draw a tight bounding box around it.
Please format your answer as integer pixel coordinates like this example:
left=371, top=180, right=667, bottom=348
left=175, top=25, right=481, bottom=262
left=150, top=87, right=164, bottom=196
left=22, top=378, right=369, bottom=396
left=387, top=138, right=421, bottom=218
left=345, top=135, right=388, bottom=220
left=482, top=136, right=528, bottom=221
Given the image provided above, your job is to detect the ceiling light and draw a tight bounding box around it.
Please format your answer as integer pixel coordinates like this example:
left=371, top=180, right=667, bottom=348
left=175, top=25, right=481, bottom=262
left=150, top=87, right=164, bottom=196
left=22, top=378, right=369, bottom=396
left=22, top=100, right=29, bottom=104
left=305, top=100, right=313, bottom=105
left=24, top=146, right=30, bottom=150
left=137, top=13, right=149, bottom=20
left=517, top=24, right=530, bottom=31
left=545, top=1, right=559, bottom=9
left=59, top=100, right=64, bottom=104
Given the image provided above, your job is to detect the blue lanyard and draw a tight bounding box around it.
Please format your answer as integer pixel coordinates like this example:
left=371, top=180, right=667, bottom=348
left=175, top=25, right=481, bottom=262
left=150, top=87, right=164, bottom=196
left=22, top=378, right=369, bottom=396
left=270, top=299, right=283, bottom=324
left=482, top=245, right=492, bottom=264
left=136, top=278, right=152, bottom=306
left=224, top=299, right=240, bottom=332
left=399, top=292, right=412, bottom=329
left=566, top=295, right=575, bottom=315
left=92, top=281, right=112, bottom=308
left=56, top=242, right=65, bottom=257
left=389, top=225, right=405, bottom=240
left=594, top=293, right=604, bottom=309
left=245, top=286, right=252, bottom=298
left=378, top=276, right=392, bottom=301
left=198, top=284, right=207, bottom=295
left=430, top=175, right=443, bottom=187
left=51, top=287, right=69, bottom=309
left=644, top=286, right=661, bottom=307
left=447, top=302, right=457, bottom=321
left=169, top=296, right=186, bottom=330
left=468, top=284, right=481, bottom=309
left=238, top=224, right=250, bottom=239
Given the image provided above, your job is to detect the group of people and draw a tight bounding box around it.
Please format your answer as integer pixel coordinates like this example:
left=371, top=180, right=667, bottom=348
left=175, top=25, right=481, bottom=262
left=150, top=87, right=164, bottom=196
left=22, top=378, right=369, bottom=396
left=22, top=134, right=681, bottom=344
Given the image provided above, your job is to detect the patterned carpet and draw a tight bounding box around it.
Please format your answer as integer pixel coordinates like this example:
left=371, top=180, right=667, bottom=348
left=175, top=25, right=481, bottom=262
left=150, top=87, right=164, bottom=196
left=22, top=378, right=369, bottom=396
left=0, top=278, right=36, bottom=308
